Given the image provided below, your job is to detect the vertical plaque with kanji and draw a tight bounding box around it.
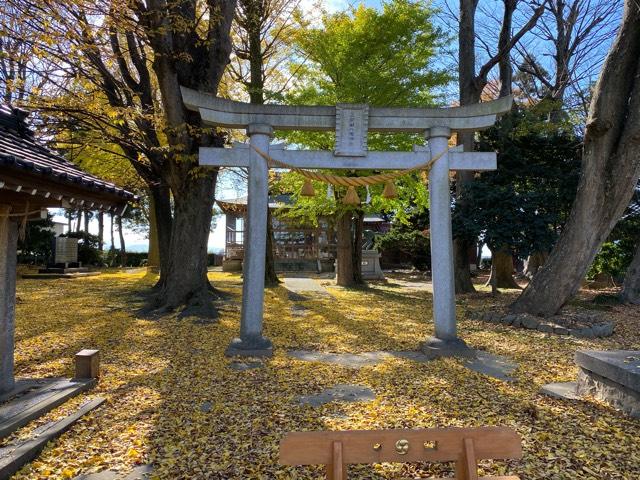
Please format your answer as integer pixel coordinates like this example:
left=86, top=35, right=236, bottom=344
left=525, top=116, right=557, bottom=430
left=334, top=104, right=369, bottom=157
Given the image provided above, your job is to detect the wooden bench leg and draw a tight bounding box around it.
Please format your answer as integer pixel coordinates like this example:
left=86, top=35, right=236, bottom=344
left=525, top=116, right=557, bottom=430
left=327, top=440, right=347, bottom=480
left=455, top=438, right=479, bottom=480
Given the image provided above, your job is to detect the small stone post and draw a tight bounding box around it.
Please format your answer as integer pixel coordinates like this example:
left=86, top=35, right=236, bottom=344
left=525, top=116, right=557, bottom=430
left=225, top=124, right=273, bottom=357
left=421, top=128, right=471, bottom=357
left=0, top=205, right=18, bottom=394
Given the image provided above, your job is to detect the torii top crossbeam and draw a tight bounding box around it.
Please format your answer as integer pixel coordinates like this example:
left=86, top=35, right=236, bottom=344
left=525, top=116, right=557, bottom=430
left=181, top=87, right=512, bottom=133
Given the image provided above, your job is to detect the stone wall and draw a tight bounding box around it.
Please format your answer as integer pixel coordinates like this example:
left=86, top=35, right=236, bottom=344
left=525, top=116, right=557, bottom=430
left=577, top=367, right=640, bottom=418
left=471, top=311, right=614, bottom=338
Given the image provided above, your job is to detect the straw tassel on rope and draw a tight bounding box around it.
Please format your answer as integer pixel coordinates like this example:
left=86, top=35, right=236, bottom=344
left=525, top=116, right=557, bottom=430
left=300, top=179, right=315, bottom=197
left=343, top=186, right=361, bottom=205
left=382, top=180, right=397, bottom=199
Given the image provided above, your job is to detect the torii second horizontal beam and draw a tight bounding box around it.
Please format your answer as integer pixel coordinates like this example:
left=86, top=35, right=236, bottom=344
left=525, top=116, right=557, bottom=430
left=198, top=148, right=496, bottom=171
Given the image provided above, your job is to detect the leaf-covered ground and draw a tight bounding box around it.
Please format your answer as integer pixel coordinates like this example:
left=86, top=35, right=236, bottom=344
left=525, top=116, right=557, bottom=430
left=8, top=271, right=640, bottom=479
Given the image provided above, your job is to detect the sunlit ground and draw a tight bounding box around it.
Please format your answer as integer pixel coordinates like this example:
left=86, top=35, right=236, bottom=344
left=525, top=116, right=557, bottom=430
left=7, top=270, right=640, bottom=479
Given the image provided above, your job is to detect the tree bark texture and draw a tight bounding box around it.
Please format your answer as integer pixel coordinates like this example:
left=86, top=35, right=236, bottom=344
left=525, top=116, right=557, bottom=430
left=455, top=0, right=482, bottom=294
left=621, top=239, right=640, bottom=304
left=351, top=210, right=364, bottom=285
left=524, top=251, right=549, bottom=278
left=336, top=212, right=355, bottom=287
left=117, top=215, right=127, bottom=267
left=486, top=247, right=521, bottom=289
left=153, top=173, right=219, bottom=317
left=512, top=0, right=640, bottom=315
left=149, top=184, right=172, bottom=282
left=98, top=211, right=104, bottom=252
left=264, top=207, right=280, bottom=287
left=138, top=0, right=236, bottom=316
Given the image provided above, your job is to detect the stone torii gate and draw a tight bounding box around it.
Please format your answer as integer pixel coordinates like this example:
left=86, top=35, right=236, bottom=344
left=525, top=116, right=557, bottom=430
left=182, top=87, right=512, bottom=357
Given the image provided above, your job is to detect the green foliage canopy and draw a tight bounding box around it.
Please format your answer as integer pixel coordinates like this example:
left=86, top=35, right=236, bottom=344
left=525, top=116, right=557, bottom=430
left=453, top=103, right=581, bottom=257
left=276, top=0, right=451, bottom=223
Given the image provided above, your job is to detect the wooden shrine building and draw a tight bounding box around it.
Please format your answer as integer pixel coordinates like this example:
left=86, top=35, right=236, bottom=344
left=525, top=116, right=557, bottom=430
left=217, top=194, right=389, bottom=273
left=0, top=104, right=135, bottom=395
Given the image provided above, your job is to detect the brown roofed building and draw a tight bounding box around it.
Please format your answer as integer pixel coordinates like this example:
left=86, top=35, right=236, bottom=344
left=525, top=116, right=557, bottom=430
left=0, top=105, right=135, bottom=395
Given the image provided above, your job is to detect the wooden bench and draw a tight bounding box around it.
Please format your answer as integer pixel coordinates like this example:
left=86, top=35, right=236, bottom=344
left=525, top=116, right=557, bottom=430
left=279, top=427, right=522, bottom=480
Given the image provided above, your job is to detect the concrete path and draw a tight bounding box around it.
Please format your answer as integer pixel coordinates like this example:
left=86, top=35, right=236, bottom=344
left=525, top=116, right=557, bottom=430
left=283, top=276, right=330, bottom=294
left=288, top=349, right=518, bottom=382
left=540, top=382, right=580, bottom=400
left=463, top=351, right=518, bottom=382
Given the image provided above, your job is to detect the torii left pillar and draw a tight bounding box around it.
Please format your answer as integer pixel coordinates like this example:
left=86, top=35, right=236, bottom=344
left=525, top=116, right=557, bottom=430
left=0, top=205, right=18, bottom=394
left=225, top=124, right=274, bottom=357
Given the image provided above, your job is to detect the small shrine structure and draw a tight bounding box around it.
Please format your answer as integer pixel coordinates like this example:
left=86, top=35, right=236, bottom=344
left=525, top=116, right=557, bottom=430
left=217, top=194, right=388, bottom=273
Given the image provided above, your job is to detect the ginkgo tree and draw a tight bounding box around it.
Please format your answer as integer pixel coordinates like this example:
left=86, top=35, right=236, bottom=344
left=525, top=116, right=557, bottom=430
left=279, top=0, right=450, bottom=286
left=2, top=0, right=237, bottom=317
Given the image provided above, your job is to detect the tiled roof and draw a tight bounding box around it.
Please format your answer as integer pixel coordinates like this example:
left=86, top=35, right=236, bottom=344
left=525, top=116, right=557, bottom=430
left=0, top=104, right=135, bottom=202
left=217, top=194, right=291, bottom=212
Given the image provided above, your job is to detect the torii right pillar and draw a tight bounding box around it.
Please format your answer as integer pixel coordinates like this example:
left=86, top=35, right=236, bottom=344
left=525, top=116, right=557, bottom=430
left=421, top=127, right=472, bottom=358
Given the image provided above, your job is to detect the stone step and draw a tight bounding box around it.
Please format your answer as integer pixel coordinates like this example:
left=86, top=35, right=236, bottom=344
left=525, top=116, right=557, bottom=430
left=0, top=378, right=95, bottom=439
left=22, top=272, right=101, bottom=279
left=0, top=397, right=105, bottom=479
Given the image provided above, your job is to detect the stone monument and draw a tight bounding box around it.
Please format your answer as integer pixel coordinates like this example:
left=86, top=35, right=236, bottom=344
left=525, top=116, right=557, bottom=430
left=181, top=88, right=512, bottom=357
left=54, top=237, right=79, bottom=265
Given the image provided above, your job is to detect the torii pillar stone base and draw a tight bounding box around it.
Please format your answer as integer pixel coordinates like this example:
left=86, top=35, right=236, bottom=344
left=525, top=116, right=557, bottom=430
left=419, top=128, right=474, bottom=359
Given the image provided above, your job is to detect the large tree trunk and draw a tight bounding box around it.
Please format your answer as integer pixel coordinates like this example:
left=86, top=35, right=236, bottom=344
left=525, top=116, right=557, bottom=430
left=264, top=207, right=279, bottom=287
left=149, top=184, right=172, bottom=281
left=524, top=251, right=548, bottom=278
left=621, top=239, right=640, bottom=304
left=117, top=215, right=127, bottom=267
left=486, top=246, right=521, bottom=289
left=351, top=210, right=364, bottom=285
left=454, top=0, right=481, bottom=294
left=110, top=214, right=115, bottom=253
left=512, top=1, right=640, bottom=316
left=138, top=0, right=235, bottom=318
left=336, top=212, right=355, bottom=286
left=454, top=237, right=476, bottom=293
left=98, top=211, right=104, bottom=251
left=153, top=173, right=218, bottom=317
